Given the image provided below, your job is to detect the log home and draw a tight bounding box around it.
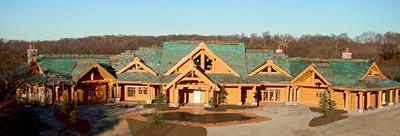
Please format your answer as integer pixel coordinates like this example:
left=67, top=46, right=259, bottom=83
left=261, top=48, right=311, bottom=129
left=17, top=42, right=400, bottom=112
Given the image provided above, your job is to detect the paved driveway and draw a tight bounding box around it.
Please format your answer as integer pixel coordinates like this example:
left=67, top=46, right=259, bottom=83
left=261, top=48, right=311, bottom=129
left=207, top=105, right=400, bottom=136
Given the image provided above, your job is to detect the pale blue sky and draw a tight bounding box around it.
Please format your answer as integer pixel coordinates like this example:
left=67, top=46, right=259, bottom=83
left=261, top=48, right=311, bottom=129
left=0, top=0, right=399, bottom=41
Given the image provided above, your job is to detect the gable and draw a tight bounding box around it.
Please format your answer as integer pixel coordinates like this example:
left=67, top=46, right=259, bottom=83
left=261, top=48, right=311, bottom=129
left=74, top=63, right=116, bottom=83
left=164, top=64, right=219, bottom=91
left=116, top=57, right=157, bottom=76
left=163, top=42, right=240, bottom=76
left=291, top=64, right=331, bottom=86
left=360, top=62, right=387, bottom=80
left=248, top=60, right=292, bottom=77
left=26, top=58, right=43, bottom=74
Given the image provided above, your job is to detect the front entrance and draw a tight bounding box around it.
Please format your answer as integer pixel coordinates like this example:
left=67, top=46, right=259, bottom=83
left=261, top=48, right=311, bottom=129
left=194, top=89, right=201, bottom=103
left=178, top=88, right=206, bottom=104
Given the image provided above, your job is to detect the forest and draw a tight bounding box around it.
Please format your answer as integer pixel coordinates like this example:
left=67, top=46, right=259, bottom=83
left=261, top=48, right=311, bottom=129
left=1, top=31, right=400, bottom=80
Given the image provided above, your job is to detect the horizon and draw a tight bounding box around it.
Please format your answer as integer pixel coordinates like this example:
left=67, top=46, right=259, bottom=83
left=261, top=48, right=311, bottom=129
left=1, top=0, right=399, bottom=41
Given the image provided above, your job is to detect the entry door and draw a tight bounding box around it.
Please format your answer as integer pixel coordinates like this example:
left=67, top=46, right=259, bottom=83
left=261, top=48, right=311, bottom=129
left=194, top=90, right=201, bottom=103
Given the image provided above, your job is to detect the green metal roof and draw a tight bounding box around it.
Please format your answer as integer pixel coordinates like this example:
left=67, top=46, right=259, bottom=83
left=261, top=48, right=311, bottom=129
left=345, top=77, right=400, bottom=90
left=117, top=72, right=161, bottom=83
left=248, top=74, right=292, bottom=84
left=328, top=62, right=372, bottom=87
left=207, top=43, right=247, bottom=76
left=134, top=47, right=163, bottom=72
left=160, top=42, right=198, bottom=74
left=21, top=42, right=400, bottom=91
left=208, top=74, right=257, bottom=84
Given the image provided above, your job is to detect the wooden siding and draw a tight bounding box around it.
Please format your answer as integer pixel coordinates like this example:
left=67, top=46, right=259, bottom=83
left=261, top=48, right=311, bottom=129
left=370, top=92, right=377, bottom=108
left=225, top=86, right=240, bottom=104
left=332, top=91, right=345, bottom=109
left=124, top=85, right=153, bottom=101
left=350, top=92, right=359, bottom=109
left=76, top=84, right=107, bottom=103
left=300, top=87, right=325, bottom=107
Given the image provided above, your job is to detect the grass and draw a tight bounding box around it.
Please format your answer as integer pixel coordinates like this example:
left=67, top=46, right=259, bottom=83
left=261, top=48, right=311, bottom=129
left=143, top=104, right=180, bottom=111
left=204, top=104, right=258, bottom=112
left=127, top=118, right=207, bottom=136
left=308, top=107, right=348, bottom=127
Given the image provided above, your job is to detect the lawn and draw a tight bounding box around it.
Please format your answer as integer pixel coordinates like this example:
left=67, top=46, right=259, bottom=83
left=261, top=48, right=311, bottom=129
left=127, top=118, right=207, bottom=136
left=308, top=107, right=348, bottom=127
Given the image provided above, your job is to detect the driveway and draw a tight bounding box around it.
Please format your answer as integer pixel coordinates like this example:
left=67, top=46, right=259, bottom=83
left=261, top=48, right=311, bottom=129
left=207, top=104, right=400, bottom=136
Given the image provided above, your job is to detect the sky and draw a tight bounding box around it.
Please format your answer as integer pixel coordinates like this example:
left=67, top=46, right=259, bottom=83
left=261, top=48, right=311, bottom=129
left=0, top=0, right=399, bottom=41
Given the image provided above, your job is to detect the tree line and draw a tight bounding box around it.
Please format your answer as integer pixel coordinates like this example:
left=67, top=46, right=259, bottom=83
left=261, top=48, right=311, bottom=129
left=1, top=31, right=399, bottom=72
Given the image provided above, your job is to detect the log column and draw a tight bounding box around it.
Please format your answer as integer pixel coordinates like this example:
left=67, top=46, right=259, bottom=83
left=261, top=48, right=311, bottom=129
left=382, top=91, right=386, bottom=105
left=296, top=88, right=300, bottom=104
left=395, top=89, right=399, bottom=104
left=358, top=92, right=364, bottom=113
left=288, top=87, right=293, bottom=103
left=237, top=86, right=242, bottom=105
left=389, top=90, right=394, bottom=106
left=71, top=85, right=75, bottom=101
left=378, top=90, right=383, bottom=109
left=344, top=91, right=349, bottom=110
left=55, top=86, right=60, bottom=102
left=366, top=92, right=371, bottom=110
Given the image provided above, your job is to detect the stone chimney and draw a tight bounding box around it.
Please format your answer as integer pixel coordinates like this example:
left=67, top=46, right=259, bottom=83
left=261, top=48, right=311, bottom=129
left=276, top=45, right=283, bottom=54
left=27, top=44, right=38, bottom=63
left=342, top=47, right=352, bottom=59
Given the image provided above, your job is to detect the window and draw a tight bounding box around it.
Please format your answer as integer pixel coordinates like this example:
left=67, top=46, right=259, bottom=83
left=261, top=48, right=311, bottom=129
left=88, top=90, right=96, bottom=96
left=269, top=90, right=274, bottom=101
left=275, top=90, right=280, bottom=101
left=204, top=55, right=213, bottom=70
left=263, top=90, right=268, bottom=101
left=194, top=55, right=201, bottom=66
left=139, top=87, right=147, bottom=94
left=193, top=54, right=213, bottom=71
left=127, top=87, right=135, bottom=97
left=137, top=64, right=144, bottom=70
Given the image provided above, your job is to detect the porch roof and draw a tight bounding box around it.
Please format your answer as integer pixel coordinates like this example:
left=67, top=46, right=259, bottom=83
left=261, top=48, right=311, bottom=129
left=344, top=77, right=400, bottom=90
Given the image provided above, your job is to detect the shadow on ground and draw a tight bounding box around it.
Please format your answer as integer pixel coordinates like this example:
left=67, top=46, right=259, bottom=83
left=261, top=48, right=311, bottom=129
left=33, top=103, right=138, bottom=135
left=308, top=107, right=348, bottom=127
left=127, top=118, right=207, bottom=136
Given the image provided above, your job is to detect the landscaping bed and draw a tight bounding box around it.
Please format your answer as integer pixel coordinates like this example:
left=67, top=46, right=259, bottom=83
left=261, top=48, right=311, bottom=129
left=308, top=107, right=348, bottom=127
left=144, top=104, right=180, bottom=111
left=54, top=108, right=90, bottom=134
left=204, top=105, right=258, bottom=111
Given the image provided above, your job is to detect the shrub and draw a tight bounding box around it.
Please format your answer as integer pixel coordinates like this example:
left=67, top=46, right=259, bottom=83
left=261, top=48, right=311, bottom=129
left=319, top=91, right=336, bottom=120
left=147, top=113, right=164, bottom=128
left=69, top=109, right=79, bottom=123
left=59, top=91, right=69, bottom=114
left=156, top=93, right=166, bottom=105
left=209, top=97, right=217, bottom=108
left=219, top=93, right=227, bottom=104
